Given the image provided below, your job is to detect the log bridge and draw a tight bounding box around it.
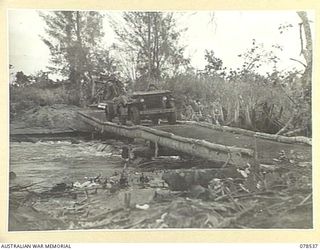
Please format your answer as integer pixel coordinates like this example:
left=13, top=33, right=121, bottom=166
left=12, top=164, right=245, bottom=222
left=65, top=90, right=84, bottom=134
left=78, top=110, right=311, bottom=165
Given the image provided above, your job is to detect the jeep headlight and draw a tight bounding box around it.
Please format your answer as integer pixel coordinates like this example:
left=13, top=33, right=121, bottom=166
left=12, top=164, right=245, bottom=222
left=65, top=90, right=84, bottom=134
left=162, top=96, right=167, bottom=101
left=140, top=98, right=145, bottom=103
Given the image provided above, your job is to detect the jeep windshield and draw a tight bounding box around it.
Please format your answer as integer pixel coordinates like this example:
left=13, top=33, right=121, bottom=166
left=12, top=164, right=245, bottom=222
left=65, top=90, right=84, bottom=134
left=131, top=90, right=171, bottom=97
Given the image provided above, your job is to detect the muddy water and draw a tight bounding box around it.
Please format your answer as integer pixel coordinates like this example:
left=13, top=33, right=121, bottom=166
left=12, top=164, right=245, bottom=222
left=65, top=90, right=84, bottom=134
left=10, top=140, right=124, bottom=191
left=9, top=140, right=160, bottom=231
left=9, top=140, right=313, bottom=230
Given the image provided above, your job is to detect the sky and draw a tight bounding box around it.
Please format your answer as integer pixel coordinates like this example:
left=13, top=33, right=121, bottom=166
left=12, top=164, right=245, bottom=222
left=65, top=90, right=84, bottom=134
left=8, top=10, right=314, bottom=79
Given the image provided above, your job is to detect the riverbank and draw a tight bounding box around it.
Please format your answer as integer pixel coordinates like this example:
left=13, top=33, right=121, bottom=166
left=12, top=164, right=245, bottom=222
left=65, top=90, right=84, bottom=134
left=10, top=104, right=93, bottom=135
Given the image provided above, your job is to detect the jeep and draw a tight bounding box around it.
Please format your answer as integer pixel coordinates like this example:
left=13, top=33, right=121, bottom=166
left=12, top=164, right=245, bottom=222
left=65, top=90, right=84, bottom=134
left=104, top=90, right=177, bottom=125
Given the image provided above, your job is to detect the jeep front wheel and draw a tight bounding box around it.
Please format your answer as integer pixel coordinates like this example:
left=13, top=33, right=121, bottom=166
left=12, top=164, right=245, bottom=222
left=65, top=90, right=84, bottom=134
left=130, top=106, right=141, bottom=125
left=167, top=111, right=177, bottom=124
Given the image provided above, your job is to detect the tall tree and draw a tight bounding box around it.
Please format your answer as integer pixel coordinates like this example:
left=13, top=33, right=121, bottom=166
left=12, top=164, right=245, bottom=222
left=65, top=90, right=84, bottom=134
left=204, top=50, right=224, bottom=76
left=110, top=11, right=189, bottom=89
left=296, top=11, right=312, bottom=104
left=276, top=12, right=313, bottom=135
left=39, top=11, right=108, bottom=105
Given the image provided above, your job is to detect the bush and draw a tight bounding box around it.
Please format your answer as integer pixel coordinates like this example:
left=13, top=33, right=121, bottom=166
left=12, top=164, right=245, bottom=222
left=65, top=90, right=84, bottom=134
left=10, top=84, right=78, bottom=117
left=158, top=71, right=310, bottom=135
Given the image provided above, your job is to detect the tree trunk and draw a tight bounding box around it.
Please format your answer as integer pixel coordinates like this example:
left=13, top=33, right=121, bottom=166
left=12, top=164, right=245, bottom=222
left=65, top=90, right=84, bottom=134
left=234, top=99, right=240, bottom=125
left=245, top=105, right=252, bottom=128
left=76, top=11, right=85, bottom=107
left=219, top=105, right=225, bottom=123
left=154, top=13, right=160, bottom=83
left=91, top=77, right=96, bottom=101
left=147, top=13, right=152, bottom=84
left=297, top=11, right=312, bottom=102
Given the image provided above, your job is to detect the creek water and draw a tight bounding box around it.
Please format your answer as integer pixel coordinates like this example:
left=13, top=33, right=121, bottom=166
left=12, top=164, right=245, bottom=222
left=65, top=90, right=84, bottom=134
left=8, top=138, right=313, bottom=230
left=9, top=140, right=124, bottom=191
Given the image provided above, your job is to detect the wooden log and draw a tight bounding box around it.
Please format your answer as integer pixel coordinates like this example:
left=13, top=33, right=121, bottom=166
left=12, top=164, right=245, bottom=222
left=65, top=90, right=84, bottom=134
left=295, top=136, right=312, bottom=145
left=78, top=111, right=254, bottom=163
left=180, top=121, right=256, bottom=136
left=141, top=129, right=253, bottom=161
left=140, top=124, right=253, bottom=156
left=180, top=120, right=311, bottom=146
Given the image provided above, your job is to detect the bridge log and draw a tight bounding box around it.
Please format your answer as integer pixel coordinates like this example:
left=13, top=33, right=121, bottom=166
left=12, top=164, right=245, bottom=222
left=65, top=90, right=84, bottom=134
left=181, top=121, right=311, bottom=146
left=78, top=111, right=253, bottom=164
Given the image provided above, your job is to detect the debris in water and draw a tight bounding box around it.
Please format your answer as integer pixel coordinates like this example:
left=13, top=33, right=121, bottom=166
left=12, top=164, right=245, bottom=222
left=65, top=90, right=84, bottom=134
left=135, top=204, right=150, bottom=210
left=73, top=181, right=99, bottom=189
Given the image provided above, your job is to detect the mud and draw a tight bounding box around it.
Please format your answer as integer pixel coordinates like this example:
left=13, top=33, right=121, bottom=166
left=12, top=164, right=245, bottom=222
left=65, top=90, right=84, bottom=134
left=9, top=138, right=313, bottom=230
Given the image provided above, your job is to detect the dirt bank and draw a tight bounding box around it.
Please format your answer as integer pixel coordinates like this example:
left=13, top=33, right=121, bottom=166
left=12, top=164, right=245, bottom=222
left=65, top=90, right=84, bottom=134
left=10, top=104, right=92, bottom=134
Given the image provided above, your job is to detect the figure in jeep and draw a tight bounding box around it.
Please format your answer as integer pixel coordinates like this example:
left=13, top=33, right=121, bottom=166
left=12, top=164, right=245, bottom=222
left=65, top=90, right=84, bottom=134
left=94, top=73, right=177, bottom=125
left=105, top=89, right=177, bottom=125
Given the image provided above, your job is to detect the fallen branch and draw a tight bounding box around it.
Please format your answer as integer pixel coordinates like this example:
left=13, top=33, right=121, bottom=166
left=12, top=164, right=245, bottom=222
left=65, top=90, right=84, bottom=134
left=298, top=193, right=312, bottom=206
left=221, top=153, right=231, bottom=168
left=276, top=116, right=294, bottom=135
left=223, top=187, right=243, bottom=211
left=283, top=127, right=306, bottom=136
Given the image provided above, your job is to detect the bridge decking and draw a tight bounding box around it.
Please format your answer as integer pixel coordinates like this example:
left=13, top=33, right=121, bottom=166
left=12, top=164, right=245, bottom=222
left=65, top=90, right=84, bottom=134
left=78, top=110, right=311, bottom=164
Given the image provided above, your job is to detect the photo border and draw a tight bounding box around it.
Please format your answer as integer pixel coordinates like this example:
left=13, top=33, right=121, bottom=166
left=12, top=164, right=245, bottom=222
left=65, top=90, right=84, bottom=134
left=0, top=0, right=319, bottom=243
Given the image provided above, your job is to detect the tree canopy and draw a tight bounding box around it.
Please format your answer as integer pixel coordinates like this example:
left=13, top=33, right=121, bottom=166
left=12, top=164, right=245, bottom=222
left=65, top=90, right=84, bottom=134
left=110, top=12, right=190, bottom=89
left=39, top=11, right=111, bottom=105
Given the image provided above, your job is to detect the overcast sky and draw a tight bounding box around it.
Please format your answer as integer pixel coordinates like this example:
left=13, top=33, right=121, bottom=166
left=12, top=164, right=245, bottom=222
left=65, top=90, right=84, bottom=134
left=8, top=10, right=314, bottom=79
